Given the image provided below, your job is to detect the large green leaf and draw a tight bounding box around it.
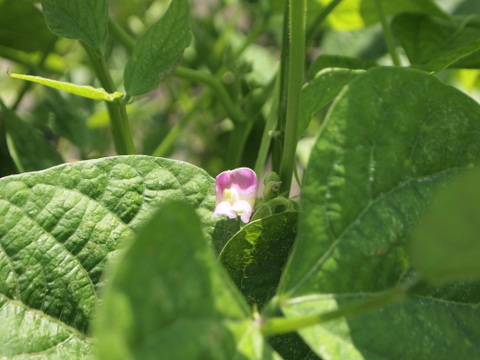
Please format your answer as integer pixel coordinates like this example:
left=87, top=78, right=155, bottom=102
left=219, top=212, right=298, bottom=309
left=40, top=0, right=108, bottom=51
left=277, top=67, right=480, bottom=359
left=314, top=0, right=447, bottom=30
left=94, top=201, right=280, bottom=360
left=0, top=156, right=218, bottom=358
left=392, top=13, right=480, bottom=72
left=124, top=0, right=191, bottom=97
left=412, top=167, right=480, bottom=284
left=0, top=99, right=64, bottom=172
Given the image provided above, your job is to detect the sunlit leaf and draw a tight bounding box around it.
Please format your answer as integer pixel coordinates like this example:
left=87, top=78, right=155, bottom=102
left=0, top=156, right=219, bottom=358
left=278, top=67, right=480, bottom=359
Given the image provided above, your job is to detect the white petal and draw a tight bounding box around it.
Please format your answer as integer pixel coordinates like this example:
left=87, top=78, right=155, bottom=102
left=231, top=200, right=253, bottom=223
left=213, top=201, right=237, bottom=219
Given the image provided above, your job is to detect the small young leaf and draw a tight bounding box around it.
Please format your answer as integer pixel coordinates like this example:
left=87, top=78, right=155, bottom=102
left=412, top=167, right=480, bottom=284
left=40, top=0, right=108, bottom=51
left=94, top=201, right=280, bottom=360
left=392, top=13, right=480, bottom=72
left=8, top=73, right=123, bottom=101
left=277, top=67, right=480, bottom=359
left=124, top=0, right=191, bottom=97
left=0, top=99, right=63, bottom=172
left=219, top=212, right=298, bottom=309
left=0, top=156, right=220, bottom=357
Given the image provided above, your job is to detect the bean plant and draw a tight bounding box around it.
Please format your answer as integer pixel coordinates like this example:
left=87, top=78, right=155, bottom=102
left=0, top=0, right=480, bottom=359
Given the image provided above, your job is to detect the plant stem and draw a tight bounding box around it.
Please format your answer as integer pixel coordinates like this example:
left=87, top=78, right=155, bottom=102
left=279, top=0, right=306, bottom=195
left=272, top=2, right=291, bottom=174
left=254, top=76, right=280, bottom=177
left=306, top=0, right=343, bottom=47
left=374, top=0, right=401, bottom=66
left=82, top=43, right=136, bottom=155
left=174, top=67, right=245, bottom=124
left=261, top=285, right=409, bottom=337
left=109, top=19, right=135, bottom=53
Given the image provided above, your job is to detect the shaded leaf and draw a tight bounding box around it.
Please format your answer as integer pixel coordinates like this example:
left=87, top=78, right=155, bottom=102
left=219, top=212, right=298, bottom=309
left=278, top=67, right=480, bottom=359
left=0, top=0, right=54, bottom=52
left=0, top=156, right=219, bottom=358
left=392, top=13, right=480, bottom=72
left=124, top=0, right=191, bottom=97
left=412, top=167, right=480, bottom=284
left=0, top=99, right=63, bottom=172
left=40, top=0, right=108, bottom=50
left=94, top=201, right=280, bottom=360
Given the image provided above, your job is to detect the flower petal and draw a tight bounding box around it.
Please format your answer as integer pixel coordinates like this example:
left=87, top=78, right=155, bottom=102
left=215, top=167, right=258, bottom=206
left=231, top=200, right=253, bottom=223
left=213, top=201, right=237, bottom=219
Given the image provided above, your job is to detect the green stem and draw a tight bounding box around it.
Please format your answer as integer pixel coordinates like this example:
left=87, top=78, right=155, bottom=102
left=374, top=0, right=401, bottom=66
left=109, top=19, right=135, bottom=53
left=272, top=3, right=291, bottom=174
left=306, top=0, right=343, bottom=47
left=82, top=43, right=136, bottom=155
left=174, top=67, right=245, bottom=124
left=254, top=75, right=280, bottom=177
left=152, top=92, right=208, bottom=157
left=261, top=285, right=409, bottom=337
left=279, top=0, right=306, bottom=195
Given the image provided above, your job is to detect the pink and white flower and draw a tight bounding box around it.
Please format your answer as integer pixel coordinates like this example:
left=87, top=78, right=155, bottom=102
left=213, top=167, right=258, bottom=223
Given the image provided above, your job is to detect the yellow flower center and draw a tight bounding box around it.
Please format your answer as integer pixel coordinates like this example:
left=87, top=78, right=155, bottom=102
left=223, top=188, right=239, bottom=203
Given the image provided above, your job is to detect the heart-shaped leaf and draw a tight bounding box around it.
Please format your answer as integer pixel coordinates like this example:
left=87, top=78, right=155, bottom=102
left=40, top=0, right=108, bottom=51
left=124, top=0, right=191, bottom=97
left=278, top=67, right=480, bottom=359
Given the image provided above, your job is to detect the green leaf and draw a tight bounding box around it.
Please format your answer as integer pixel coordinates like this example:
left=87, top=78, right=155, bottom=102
left=0, top=156, right=219, bottom=358
left=412, top=167, right=480, bottom=284
left=314, top=0, right=448, bottom=30
left=0, top=99, right=64, bottom=172
left=8, top=73, right=123, bottom=101
left=124, top=0, right=191, bottom=97
left=0, top=0, right=54, bottom=52
left=40, top=0, right=108, bottom=50
left=392, top=13, right=480, bottom=72
left=94, top=201, right=280, bottom=360
left=277, top=67, right=480, bottom=359
left=299, top=68, right=363, bottom=139
left=219, top=212, right=298, bottom=309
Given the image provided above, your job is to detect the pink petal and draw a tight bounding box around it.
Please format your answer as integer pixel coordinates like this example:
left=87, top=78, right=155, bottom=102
left=215, top=167, right=258, bottom=205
